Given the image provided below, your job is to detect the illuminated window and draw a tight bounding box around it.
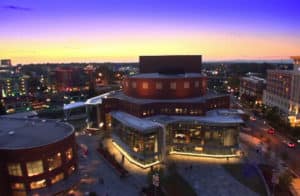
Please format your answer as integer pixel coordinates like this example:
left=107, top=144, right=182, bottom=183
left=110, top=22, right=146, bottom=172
left=51, top=173, right=64, bottom=184
left=7, top=163, right=23, bottom=176
left=142, top=82, right=149, bottom=89
left=11, top=183, right=25, bottom=190
left=131, top=82, right=136, bottom=88
left=66, top=148, right=73, bottom=161
left=48, top=153, right=62, bottom=171
left=12, top=191, right=27, bottom=196
left=184, top=82, right=190, bottom=89
left=30, top=179, right=46, bottom=190
left=195, top=81, right=199, bottom=88
left=26, top=160, right=44, bottom=177
left=170, top=82, right=176, bottom=90
left=68, top=165, right=76, bottom=175
left=156, top=82, right=162, bottom=90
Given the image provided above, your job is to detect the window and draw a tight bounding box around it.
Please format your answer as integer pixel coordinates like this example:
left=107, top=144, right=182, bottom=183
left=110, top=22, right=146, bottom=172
left=142, top=82, right=149, bottom=89
left=131, top=82, right=136, bottom=88
left=66, top=148, right=73, bottom=161
left=68, top=165, right=76, bottom=175
left=48, top=153, right=62, bottom=171
left=26, top=160, right=44, bottom=177
left=170, top=82, right=176, bottom=90
left=12, top=191, right=27, bottom=196
left=51, top=173, right=64, bottom=184
left=30, top=179, right=46, bottom=190
left=184, top=82, right=190, bottom=89
left=156, top=82, right=162, bottom=90
left=195, top=81, right=199, bottom=88
left=7, top=163, right=22, bottom=176
left=11, top=183, right=25, bottom=190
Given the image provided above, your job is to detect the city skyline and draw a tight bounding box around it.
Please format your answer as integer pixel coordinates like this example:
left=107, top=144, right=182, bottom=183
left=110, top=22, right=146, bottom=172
left=1, top=0, right=300, bottom=64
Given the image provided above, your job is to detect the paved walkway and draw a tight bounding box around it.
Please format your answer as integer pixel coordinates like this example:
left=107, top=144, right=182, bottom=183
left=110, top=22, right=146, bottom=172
left=76, top=135, right=144, bottom=196
left=169, top=155, right=259, bottom=196
left=76, top=134, right=262, bottom=196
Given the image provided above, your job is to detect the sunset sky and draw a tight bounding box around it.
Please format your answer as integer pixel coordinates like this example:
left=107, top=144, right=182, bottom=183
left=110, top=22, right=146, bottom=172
left=0, top=0, right=299, bottom=64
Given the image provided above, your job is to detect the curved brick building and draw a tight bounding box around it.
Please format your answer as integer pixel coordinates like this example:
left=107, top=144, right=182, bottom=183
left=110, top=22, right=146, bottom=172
left=86, top=55, right=243, bottom=168
left=0, top=117, right=78, bottom=196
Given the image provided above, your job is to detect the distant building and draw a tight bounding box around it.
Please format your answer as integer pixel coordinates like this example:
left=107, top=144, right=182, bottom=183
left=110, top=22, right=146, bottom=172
left=263, top=56, right=300, bottom=126
left=55, top=67, right=88, bottom=93
left=0, top=74, right=29, bottom=98
left=0, top=59, right=12, bottom=67
left=239, top=76, right=266, bottom=105
left=0, top=117, right=78, bottom=195
left=86, top=55, right=243, bottom=168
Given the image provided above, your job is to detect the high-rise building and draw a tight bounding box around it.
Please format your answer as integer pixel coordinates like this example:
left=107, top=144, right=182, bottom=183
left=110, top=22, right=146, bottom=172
left=86, top=55, right=243, bottom=168
left=263, top=56, right=300, bottom=126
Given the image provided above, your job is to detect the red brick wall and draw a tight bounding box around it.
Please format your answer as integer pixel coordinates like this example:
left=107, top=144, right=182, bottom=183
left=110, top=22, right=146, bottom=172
left=0, top=133, right=77, bottom=194
left=123, top=76, right=207, bottom=99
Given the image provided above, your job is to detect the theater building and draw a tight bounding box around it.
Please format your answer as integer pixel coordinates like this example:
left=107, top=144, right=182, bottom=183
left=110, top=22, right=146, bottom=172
left=0, top=117, right=78, bottom=196
left=86, top=55, right=243, bottom=168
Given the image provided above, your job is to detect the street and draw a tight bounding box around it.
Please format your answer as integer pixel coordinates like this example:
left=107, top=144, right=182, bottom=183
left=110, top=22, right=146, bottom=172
left=244, top=118, right=300, bottom=176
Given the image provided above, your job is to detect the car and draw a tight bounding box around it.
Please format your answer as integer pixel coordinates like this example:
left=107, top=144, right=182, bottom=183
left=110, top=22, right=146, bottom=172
left=287, top=142, right=296, bottom=148
left=267, top=128, right=275, bottom=134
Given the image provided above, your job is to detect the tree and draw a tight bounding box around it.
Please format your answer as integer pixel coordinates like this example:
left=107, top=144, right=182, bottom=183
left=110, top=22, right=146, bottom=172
left=280, top=151, right=289, bottom=162
left=278, top=171, right=293, bottom=191
left=0, top=102, right=6, bottom=115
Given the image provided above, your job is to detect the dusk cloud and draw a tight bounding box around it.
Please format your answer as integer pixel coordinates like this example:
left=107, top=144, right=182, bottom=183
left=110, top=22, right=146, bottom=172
left=2, top=5, right=32, bottom=11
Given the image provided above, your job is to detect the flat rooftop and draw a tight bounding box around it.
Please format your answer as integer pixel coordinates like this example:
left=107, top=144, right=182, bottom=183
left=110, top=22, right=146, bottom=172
left=129, top=72, right=205, bottom=79
left=241, top=76, right=266, bottom=84
left=111, top=109, right=244, bottom=132
left=147, top=110, right=244, bottom=125
left=0, top=118, right=74, bottom=150
left=110, top=111, right=162, bottom=133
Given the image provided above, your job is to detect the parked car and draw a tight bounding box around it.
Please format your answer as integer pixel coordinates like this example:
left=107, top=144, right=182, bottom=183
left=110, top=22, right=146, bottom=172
left=287, top=142, right=296, bottom=148
left=267, top=128, right=275, bottom=134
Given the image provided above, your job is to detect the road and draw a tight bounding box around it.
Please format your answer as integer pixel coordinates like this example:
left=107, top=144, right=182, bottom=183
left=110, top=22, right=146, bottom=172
left=244, top=118, right=300, bottom=176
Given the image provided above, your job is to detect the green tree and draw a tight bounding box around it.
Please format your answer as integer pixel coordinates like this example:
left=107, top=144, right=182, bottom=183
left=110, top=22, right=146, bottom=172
left=278, top=171, right=293, bottom=191
left=280, top=151, right=289, bottom=162
left=0, top=102, right=6, bottom=115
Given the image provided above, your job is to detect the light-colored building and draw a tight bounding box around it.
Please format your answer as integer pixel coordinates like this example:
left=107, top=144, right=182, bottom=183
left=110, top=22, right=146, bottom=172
left=263, top=56, right=300, bottom=126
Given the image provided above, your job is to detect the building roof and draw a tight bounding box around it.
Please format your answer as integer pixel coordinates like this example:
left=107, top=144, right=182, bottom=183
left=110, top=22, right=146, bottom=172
left=0, top=118, right=74, bottom=150
left=146, top=110, right=244, bottom=125
left=63, top=101, right=86, bottom=110
left=291, top=56, right=300, bottom=60
left=241, top=76, right=266, bottom=84
left=110, top=111, right=162, bottom=133
left=111, top=109, right=243, bottom=133
left=85, top=91, right=116, bottom=105
left=129, top=72, right=205, bottom=79
left=2, top=111, right=38, bottom=119
left=109, top=91, right=225, bottom=104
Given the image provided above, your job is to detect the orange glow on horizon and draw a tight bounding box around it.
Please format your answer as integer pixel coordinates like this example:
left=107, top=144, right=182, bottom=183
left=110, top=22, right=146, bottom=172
left=1, top=32, right=299, bottom=64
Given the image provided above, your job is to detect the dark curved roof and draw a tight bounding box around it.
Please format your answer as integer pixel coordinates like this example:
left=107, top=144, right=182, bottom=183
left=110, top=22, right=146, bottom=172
left=0, top=117, right=74, bottom=150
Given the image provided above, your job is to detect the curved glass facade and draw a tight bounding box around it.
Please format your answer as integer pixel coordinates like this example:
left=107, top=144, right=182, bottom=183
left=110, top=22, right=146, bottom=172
left=166, top=121, right=239, bottom=155
left=111, top=118, right=161, bottom=164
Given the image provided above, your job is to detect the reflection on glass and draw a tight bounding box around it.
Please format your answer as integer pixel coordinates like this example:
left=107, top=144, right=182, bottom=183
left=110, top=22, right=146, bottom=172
left=26, top=160, right=44, bottom=177
left=30, top=179, right=46, bottom=190
left=51, top=173, right=64, bottom=184
left=48, top=153, right=62, bottom=171
left=7, top=163, right=22, bottom=176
